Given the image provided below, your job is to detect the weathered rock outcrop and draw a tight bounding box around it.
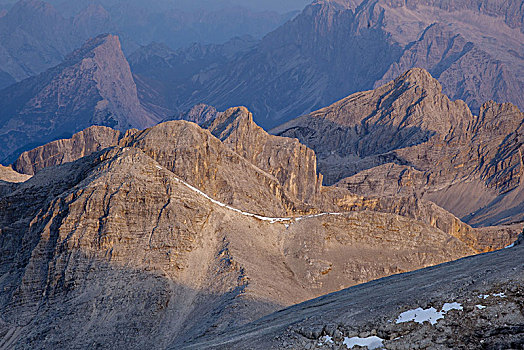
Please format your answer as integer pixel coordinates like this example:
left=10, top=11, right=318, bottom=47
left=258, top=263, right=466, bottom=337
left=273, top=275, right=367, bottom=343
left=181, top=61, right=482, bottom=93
left=13, top=125, right=122, bottom=175
left=274, top=68, right=524, bottom=226
left=0, top=165, right=30, bottom=183
left=0, top=33, right=158, bottom=164
left=203, top=106, right=322, bottom=205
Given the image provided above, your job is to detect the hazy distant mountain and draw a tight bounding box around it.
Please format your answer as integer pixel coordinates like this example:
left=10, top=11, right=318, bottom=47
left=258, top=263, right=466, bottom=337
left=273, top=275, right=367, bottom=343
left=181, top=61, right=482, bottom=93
left=129, top=36, right=258, bottom=118
left=134, top=0, right=524, bottom=128
left=0, top=34, right=158, bottom=163
left=0, top=0, right=295, bottom=84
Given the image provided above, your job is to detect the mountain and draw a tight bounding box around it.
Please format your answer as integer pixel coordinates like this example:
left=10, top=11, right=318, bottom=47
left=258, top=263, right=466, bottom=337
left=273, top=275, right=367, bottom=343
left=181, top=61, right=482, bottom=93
left=272, top=68, right=524, bottom=227
left=0, top=114, right=498, bottom=349
left=129, top=36, right=258, bottom=119
left=0, top=0, right=294, bottom=84
left=0, top=0, right=79, bottom=81
left=180, top=234, right=524, bottom=349
left=0, top=34, right=159, bottom=164
left=133, top=0, right=524, bottom=128
left=9, top=103, right=520, bottom=251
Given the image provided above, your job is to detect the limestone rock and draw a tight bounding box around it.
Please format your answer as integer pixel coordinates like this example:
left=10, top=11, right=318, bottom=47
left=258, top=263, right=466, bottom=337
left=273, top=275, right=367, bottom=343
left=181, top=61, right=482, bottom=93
left=13, top=125, right=121, bottom=175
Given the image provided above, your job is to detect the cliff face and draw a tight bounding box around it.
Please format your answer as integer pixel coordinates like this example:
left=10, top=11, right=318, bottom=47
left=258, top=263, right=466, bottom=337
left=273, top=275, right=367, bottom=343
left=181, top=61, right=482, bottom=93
left=13, top=126, right=122, bottom=175
left=203, top=106, right=323, bottom=205
left=0, top=34, right=158, bottom=164
left=273, top=68, right=524, bottom=226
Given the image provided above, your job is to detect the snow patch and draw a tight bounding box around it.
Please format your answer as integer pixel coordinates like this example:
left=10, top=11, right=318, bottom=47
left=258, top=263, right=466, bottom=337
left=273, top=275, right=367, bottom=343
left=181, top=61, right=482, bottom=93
left=505, top=242, right=515, bottom=248
left=318, top=335, right=334, bottom=345
left=441, top=302, right=463, bottom=312
left=396, top=302, right=463, bottom=325
left=343, top=336, right=384, bottom=349
left=396, top=307, right=443, bottom=325
left=476, top=305, right=486, bottom=310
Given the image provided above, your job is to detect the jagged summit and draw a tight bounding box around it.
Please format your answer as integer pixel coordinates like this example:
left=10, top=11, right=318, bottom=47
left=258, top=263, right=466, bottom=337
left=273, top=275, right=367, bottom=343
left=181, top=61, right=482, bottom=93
left=0, top=33, right=159, bottom=163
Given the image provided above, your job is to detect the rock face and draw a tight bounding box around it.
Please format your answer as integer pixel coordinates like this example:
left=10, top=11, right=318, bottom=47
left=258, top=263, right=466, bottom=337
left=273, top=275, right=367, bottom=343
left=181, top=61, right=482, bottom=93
left=0, top=34, right=158, bottom=164
left=180, top=238, right=524, bottom=350
left=0, top=124, right=480, bottom=349
left=203, top=106, right=322, bottom=205
left=13, top=126, right=122, bottom=175
left=273, top=68, right=524, bottom=227
left=137, top=0, right=524, bottom=128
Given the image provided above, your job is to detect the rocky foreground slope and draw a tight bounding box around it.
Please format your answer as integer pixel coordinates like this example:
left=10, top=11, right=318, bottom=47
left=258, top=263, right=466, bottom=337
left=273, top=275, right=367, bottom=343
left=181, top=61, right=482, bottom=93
left=179, top=234, right=524, bottom=349
left=0, top=105, right=519, bottom=349
left=273, top=68, right=524, bottom=227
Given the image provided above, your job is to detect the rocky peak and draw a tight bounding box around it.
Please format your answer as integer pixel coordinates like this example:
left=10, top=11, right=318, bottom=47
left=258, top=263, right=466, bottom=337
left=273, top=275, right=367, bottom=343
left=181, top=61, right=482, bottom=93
left=13, top=126, right=122, bottom=175
left=203, top=106, right=323, bottom=205
left=0, top=33, right=158, bottom=163
left=174, top=103, right=220, bottom=126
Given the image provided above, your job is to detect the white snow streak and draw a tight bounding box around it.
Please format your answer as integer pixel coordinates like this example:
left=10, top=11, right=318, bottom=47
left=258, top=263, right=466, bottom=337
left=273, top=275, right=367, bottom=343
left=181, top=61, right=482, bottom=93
left=166, top=170, right=345, bottom=225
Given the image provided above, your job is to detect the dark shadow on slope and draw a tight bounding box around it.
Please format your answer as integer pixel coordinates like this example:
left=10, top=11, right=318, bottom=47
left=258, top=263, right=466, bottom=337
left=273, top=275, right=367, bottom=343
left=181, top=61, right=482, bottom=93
left=275, top=117, right=435, bottom=185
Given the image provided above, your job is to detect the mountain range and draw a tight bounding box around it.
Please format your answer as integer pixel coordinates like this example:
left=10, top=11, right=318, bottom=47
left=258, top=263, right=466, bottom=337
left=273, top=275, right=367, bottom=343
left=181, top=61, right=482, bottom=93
left=0, top=0, right=523, bottom=348
left=0, top=84, right=521, bottom=347
left=130, top=0, right=524, bottom=128
left=0, top=0, right=294, bottom=89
